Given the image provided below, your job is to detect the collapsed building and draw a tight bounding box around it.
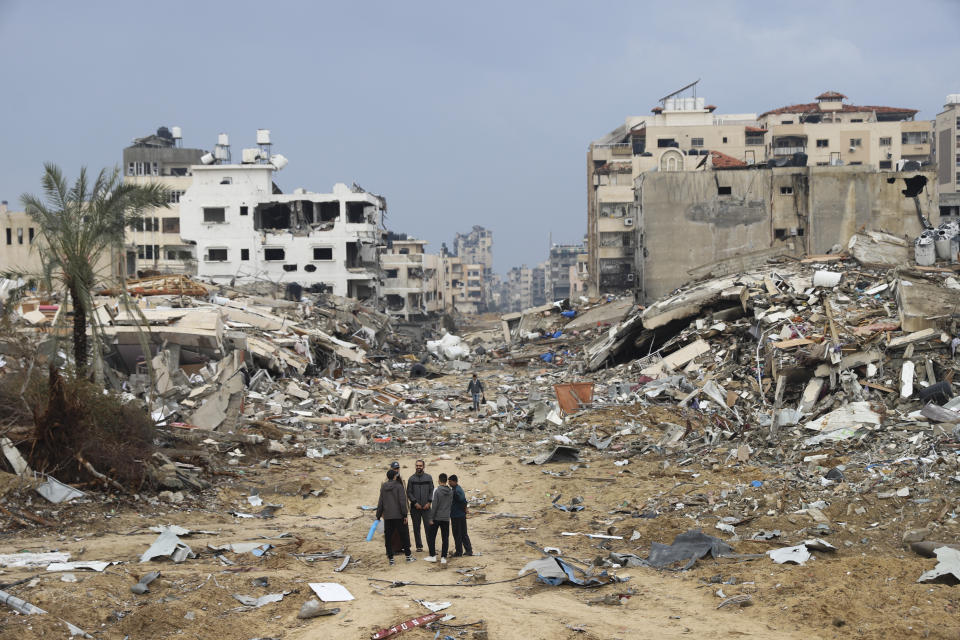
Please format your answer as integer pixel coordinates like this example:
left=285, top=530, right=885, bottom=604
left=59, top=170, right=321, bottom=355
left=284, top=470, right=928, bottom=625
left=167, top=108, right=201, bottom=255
left=179, top=132, right=385, bottom=300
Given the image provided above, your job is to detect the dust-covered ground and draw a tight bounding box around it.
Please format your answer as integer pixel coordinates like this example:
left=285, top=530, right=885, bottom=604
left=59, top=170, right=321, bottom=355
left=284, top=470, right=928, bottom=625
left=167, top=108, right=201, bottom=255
left=2, top=375, right=960, bottom=639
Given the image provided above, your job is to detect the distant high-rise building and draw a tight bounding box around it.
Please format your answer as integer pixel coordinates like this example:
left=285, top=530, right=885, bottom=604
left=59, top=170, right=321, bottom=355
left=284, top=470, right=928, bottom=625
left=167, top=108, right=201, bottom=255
left=936, top=94, right=960, bottom=217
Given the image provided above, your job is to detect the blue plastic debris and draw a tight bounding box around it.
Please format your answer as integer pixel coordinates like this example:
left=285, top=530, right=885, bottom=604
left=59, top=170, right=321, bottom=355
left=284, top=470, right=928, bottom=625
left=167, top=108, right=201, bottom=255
left=751, top=480, right=763, bottom=488
left=561, top=310, right=576, bottom=318
left=366, top=520, right=381, bottom=541
left=541, top=353, right=554, bottom=363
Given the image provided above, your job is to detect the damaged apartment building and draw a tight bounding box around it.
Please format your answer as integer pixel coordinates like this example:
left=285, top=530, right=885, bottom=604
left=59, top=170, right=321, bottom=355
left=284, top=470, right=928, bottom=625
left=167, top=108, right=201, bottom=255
left=381, top=233, right=444, bottom=319
left=587, top=81, right=936, bottom=298
left=179, top=131, right=385, bottom=300
left=122, top=127, right=207, bottom=276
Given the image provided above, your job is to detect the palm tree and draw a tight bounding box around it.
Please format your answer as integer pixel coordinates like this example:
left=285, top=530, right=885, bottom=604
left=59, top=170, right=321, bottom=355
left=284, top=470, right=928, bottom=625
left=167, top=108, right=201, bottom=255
left=21, top=163, right=169, bottom=377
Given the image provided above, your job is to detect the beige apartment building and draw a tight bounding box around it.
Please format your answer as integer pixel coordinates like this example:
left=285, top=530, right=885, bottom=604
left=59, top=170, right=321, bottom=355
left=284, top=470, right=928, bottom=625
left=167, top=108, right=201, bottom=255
left=587, top=85, right=933, bottom=296
left=122, top=127, right=206, bottom=276
left=759, top=91, right=931, bottom=170
left=0, top=202, right=43, bottom=276
left=936, top=94, right=960, bottom=217
left=381, top=237, right=443, bottom=319
left=442, top=255, right=484, bottom=314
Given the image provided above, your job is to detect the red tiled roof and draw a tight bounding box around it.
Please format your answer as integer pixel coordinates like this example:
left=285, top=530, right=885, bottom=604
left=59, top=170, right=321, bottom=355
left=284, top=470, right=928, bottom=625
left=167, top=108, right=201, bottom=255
left=745, top=126, right=767, bottom=133
left=710, top=150, right=747, bottom=169
left=651, top=106, right=663, bottom=113
left=816, top=90, right=848, bottom=100
left=705, top=104, right=717, bottom=111
left=760, top=102, right=918, bottom=118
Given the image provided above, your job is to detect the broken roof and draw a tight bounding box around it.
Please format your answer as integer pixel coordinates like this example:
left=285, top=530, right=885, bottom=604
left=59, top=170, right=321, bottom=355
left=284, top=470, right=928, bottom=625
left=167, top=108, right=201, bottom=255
left=816, top=90, right=848, bottom=100
left=760, top=101, right=918, bottom=119
left=709, top=150, right=748, bottom=169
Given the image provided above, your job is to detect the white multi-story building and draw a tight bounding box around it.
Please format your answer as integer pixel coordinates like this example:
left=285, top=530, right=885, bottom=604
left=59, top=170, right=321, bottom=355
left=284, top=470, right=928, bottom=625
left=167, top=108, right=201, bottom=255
left=179, top=133, right=385, bottom=300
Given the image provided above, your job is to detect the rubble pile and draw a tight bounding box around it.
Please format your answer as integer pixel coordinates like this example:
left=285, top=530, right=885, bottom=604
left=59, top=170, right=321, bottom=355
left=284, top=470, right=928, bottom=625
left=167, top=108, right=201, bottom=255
left=4, top=244, right=960, bottom=637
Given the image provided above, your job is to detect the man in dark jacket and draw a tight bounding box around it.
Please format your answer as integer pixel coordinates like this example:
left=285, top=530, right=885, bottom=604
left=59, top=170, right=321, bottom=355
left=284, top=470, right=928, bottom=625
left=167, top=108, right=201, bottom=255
left=448, top=474, right=473, bottom=557
left=376, top=469, right=414, bottom=564
left=425, top=473, right=453, bottom=565
left=467, top=374, right=484, bottom=413
left=406, top=459, right=434, bottom=552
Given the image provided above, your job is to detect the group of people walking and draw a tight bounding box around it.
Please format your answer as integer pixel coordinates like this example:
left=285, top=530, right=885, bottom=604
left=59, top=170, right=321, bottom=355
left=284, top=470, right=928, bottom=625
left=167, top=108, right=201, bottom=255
left=375, top=459, right=473, bottom=565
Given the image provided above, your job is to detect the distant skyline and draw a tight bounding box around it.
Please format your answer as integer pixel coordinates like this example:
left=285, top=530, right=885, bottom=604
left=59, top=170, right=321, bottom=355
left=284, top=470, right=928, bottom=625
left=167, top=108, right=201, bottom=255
left=1, top=1, right=958, bottom=273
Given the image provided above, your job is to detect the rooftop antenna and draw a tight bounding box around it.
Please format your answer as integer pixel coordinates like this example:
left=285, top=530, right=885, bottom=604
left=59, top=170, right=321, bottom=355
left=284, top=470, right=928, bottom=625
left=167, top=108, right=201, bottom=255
left=658, top=79, right=701, bottom=106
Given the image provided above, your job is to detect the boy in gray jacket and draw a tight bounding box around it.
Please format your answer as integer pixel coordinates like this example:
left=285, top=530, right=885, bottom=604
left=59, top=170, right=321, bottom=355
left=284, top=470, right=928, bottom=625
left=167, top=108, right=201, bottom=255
left=425, top=473, right=453, bottom=565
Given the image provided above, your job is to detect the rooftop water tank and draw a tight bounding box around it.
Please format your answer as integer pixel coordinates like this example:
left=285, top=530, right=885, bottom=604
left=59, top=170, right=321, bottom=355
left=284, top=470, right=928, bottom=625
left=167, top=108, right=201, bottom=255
left=217, top=133, right=229, bottom=146
left=172, top=126, right=182, bottom=139
left=256, top=129, right=271, bottom=144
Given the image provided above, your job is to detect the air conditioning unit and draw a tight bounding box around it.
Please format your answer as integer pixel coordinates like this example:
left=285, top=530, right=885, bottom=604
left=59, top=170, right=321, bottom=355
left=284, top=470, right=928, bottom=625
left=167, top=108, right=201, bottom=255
left=624, top=217, right=634, bottom=227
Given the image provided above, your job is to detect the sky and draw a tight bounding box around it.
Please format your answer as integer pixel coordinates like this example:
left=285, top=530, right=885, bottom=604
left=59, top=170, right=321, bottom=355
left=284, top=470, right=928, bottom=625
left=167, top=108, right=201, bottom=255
left=1, top=1, right=958, bottom=274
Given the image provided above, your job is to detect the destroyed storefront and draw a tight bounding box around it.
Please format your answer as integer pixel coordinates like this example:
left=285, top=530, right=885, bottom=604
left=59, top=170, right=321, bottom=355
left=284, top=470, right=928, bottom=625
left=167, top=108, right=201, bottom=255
left=181, top=165, right=384, bottom=301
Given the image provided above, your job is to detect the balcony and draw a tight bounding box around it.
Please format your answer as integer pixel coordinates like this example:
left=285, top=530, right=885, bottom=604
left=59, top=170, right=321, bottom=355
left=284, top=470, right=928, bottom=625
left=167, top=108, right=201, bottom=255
left=593, top=142, right=632, bottom=157
left=773, top=146, right=806, bottom=156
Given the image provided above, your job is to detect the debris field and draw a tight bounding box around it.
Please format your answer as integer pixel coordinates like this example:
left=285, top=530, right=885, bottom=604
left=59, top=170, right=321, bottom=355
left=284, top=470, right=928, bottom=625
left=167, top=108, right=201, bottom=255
left=4, top=240, right=960, bottom=638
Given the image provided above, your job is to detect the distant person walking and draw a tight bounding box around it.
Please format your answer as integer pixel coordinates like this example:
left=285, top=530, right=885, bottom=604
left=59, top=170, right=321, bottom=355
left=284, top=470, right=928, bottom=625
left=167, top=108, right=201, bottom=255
left=406, top=459, right=434, bottom=552
left=425, top=473, right=453, bottom=565
left=467, top=374, right=484, bottom=413
left=448, top=474, right=473, bottom=557
left=375, top=469, right=414, bottom=565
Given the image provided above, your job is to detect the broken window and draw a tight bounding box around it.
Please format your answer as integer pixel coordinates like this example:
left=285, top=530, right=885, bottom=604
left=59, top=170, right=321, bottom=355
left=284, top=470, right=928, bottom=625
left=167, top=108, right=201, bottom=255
left=162, top=217, right=180, bottom=233
left=254, top=203, right=291, bottom=230
left=317, top=202, right=339, bottom=223
left=5, top=228, right=9, bottom=245
left=850, top=138, right=862, bottom=147
left=313, top=247, right=333, bottom=261
left=850, top=118, right=863, bottom=123
left=17, top=228, right=23, bottom=244
left=220, top=177, right=233, bottom=185
left=879, top=137, right=892, bottom=146
left=385, top=269, right=399, bottom=279
left=691, top=137, right=704, bottom=147
left=781, top=120, right=793, bottom=124
left=282, top=264, right=297, bottom=272
left=657, top=138, right=677, bottom=148
left=304, top=264, right=316, bottom=272
left=137, top=244, right=159, bottom=259
left=816, top=139, right=829, bottom=148
left=28, top=228, right=34, bottom=243
left=879, top=160, right=892, bottom=170
left=780, top=186, right=794, bottom=195
left=167, top=190, right=184, bottom=203
left=203, top=207, right=226, bottom=223
left=902, top=131, right=929, bottom=144
left=240, top=206, right=248, bottom=216
left=346, top=202, right=371, bottom=224
left=722, top=136, right=728, bottom=144
left=717, top=186, right=732, bottom=195
left=774, top=229, right=787, bottom=240
left=745, top=133, right=764, bottom=146
left=264, top=248, right=285, bottom=261
left=169, top=167, right=188, bottom=176
left=206, top=248, right=228, bottom=261
left=241, top=248, right=249, bottom=261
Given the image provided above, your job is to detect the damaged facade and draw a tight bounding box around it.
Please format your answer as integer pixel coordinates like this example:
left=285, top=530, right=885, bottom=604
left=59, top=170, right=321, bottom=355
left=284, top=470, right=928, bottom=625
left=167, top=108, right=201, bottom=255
left=380, top=235, right=443, bottom=319
left=122, top=127, right=207, bottom=276
left=587, top=84, right=936, bottom=298
left=179, top=148, right=385, bottom=300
